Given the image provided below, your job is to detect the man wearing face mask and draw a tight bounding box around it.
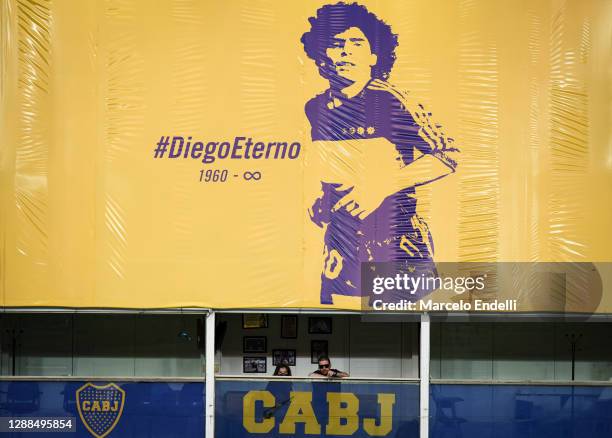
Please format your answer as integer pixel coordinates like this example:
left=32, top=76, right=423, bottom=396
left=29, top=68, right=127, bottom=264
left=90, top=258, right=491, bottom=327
left=301, top=2, right=460, bottom=305
left=309, top=356, right=350, bottom=378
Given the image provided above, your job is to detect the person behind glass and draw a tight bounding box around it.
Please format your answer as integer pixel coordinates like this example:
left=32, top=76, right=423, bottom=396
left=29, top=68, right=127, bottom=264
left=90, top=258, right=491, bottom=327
left=273, top=364, right=292, bottom=376
left=265, top=362, right=293, bottom=433
left=309, top=355, right=349, bottom=378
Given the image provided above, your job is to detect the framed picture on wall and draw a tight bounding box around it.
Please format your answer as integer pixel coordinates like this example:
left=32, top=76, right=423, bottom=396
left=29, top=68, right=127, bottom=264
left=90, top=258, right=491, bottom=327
left=308, top=317, right=332, bottom=334
left=243, top=356, right=267, bottom=373
left=311, top=340, right=329, bottom=364
left=272, top=349, right=296, bottom=366
left=281, top=315, right=298, bottom=338
left=243, top=314, right=268, bottom=329
left=243, top=336, right=267, bottom=353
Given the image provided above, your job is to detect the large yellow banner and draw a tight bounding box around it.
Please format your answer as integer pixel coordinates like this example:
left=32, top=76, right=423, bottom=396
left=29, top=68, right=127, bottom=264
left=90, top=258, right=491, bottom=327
left=1, top=0, right=611, bottom=311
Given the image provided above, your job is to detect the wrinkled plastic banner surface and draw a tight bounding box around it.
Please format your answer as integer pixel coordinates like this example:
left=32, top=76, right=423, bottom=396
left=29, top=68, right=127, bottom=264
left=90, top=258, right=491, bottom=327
left=1, top=0, right=611, bottom=311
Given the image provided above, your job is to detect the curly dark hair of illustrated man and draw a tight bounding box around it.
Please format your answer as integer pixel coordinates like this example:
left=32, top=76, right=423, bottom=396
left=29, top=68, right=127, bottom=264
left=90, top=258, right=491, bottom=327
left=301, top=2, right=399, bottom=80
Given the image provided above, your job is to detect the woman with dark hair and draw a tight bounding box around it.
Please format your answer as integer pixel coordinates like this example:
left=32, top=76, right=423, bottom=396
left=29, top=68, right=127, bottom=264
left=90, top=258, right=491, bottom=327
left=301, top=2, right=459, bottom=305
left=264, top=363, right=293, bottom=437
left=273, top=364, right=292, bottom=376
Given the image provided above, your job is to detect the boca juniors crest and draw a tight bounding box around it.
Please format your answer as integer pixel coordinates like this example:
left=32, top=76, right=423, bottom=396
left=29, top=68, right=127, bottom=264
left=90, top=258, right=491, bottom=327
left=76, top=383, right=126, bottom=437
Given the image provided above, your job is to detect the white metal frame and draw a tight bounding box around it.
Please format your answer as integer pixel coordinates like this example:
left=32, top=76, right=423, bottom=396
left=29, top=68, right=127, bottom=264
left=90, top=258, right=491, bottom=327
left=5, top=308, right=612, bottom=438
left=203, top=310, right=431, bottom=438
left=419, top=313, right=430, bottom=438
left=205, top=311, right=216, bottom=438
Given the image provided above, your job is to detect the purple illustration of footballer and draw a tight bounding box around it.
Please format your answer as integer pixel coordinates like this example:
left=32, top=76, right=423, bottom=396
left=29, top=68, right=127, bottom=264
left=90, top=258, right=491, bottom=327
left=301, top=2, right=459, bottom=305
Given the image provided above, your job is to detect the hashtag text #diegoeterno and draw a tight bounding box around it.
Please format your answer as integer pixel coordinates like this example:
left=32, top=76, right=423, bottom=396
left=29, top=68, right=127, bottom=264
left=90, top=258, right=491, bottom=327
left=153, top=136, right=301, bottom=165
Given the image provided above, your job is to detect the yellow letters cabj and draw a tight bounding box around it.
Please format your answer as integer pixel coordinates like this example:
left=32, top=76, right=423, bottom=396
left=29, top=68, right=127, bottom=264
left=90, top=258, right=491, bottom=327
left=242, top=390, right=396, bottom=436
left=82, top=400, right=120, bottom=412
